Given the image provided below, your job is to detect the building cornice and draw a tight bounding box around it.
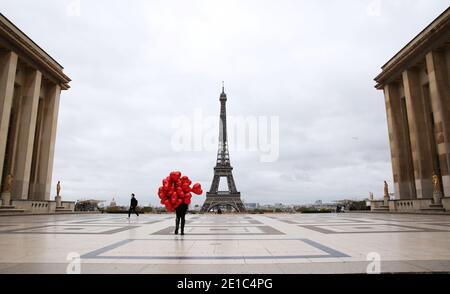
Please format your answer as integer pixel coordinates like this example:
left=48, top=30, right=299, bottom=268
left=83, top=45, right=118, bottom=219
left=0, top=13, right=71, bottom=90
left=374, top=7, right=450, bottom=90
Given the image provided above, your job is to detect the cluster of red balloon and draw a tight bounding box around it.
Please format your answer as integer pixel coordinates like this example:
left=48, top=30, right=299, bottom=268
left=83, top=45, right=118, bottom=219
left=157, top=171, right=203, bottom=212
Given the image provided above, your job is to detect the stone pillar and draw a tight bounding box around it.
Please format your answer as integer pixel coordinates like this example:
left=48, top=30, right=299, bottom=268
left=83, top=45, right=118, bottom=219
left=55, top=195, right=62, bottom=207
left=402, top=69, right=434, bottom=199
left=383, top=194, right=390, bottom=207
left=32, top=84, right=61, bottom=200
left=12, top=69, right=42, bottom=200
left=384, top=83, right=416, bottom=199
left=426, top=50, right=450, bottom=197
left=0, top=51, right=18, bottom=191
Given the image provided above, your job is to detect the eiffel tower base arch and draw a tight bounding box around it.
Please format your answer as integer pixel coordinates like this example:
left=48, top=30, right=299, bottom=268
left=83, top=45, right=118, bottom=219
left=200, top=193, right=246, bottom=213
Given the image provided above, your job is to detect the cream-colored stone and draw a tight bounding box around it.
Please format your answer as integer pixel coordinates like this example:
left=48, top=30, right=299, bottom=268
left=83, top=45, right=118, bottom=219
left=0, top=51, right=18, bottom=191
left=384, top=83, right=416, bottom=199
left=375, top=8, right=450, bottom=211
left=426, top=50, right=450, bottom=197
left=0, top=14, right=69, bottom=208
left=12, top=69, right=42, bottom=200
left=29, top=84, right=61, bottom=201
left=403, top=69, right=434, bottom=199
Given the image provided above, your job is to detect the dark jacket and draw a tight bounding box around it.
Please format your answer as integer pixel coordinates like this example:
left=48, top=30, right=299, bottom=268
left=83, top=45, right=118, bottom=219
left=176, top=203, right=188, bottom=215
left=130, top=197, right=138, bottom=208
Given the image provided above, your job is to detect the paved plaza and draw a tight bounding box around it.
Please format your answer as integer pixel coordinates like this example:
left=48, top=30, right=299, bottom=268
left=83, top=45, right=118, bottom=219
left=1, top=213, right=450, bottom=274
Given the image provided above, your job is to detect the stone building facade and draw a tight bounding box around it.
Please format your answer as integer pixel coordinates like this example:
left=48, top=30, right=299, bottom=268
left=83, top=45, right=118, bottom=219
left=373, top=8, right=450, bottom=213
left=0, top=14, right=73, bottom=213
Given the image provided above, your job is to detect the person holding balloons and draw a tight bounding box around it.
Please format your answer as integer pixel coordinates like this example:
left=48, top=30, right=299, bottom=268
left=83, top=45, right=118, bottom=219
left=157, top=171, right=203, bottom=235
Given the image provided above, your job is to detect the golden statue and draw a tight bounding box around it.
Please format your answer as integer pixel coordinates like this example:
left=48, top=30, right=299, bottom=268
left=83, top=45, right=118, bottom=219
left=56, top=181, right=61, bottom=197
left=432, top=174, right=440, bottom=193
left=384, top=181, right=389, bottom=197
left=4, top=174, right=13, bottom=193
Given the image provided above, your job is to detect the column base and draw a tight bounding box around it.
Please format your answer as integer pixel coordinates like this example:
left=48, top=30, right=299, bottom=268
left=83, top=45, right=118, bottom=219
left=1, top=192, right=11, bottom=207
left=0, top=192, right=25, bottom=213
left=433, top=191, right=443, bottom=205
left=55, top=195, right=61, bottom=207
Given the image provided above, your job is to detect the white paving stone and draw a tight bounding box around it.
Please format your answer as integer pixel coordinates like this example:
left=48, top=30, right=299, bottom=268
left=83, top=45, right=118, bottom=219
left=0, top=213, right=450, bottom=273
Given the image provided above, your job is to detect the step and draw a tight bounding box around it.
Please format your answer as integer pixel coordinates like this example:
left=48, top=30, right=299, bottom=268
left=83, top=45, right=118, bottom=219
left=430, top=204, right=444, bottom=208
left=55, top=208, right=73, bottom=213
left=0, top=207, right=25, bottom=213
left=420, top=207, right=446, bottom=212
left=372, top=208, right=389, bottom=212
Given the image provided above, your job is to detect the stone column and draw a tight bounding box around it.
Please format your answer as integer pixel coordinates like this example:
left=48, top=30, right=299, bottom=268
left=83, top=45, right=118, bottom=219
left=402, top=69, right=434, bottom=199
left=12, top=69, right=42, bottom=200
left=0, top=51, right=18, bottom=191
left=426, top=50, right=450, bottom=197
left=32, top=84, right=61, bottom=200
left=384, top=83, right=416, bottom=199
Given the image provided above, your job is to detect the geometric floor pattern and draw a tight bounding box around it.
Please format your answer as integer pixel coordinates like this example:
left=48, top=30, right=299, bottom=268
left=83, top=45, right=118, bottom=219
left=1, top=213, right=450, bottom=273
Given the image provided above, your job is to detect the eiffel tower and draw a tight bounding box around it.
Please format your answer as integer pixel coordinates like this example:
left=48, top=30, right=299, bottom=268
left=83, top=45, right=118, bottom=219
left=201, top=83, right=246, bottom=213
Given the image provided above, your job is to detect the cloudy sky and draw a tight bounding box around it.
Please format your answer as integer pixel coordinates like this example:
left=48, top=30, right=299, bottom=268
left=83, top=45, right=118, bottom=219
left=2, top=0, right=449, bottom=206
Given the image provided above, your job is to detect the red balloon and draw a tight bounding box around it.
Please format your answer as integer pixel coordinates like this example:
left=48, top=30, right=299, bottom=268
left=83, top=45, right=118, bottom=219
left=157, top=171, right=203, bottom=211
left=170, top=171, right=181, bottom=181
left=182, top=183, right=191, bottom=193
left=176, top=199, right=183, bottom=207
left=191, top=183, right=203, bottom=195
left=163, top=181, right=170, bottom=191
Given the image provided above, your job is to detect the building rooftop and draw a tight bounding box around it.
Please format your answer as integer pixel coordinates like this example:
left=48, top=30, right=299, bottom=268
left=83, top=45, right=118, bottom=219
left=0, top=13, right=71, bottom=89
left=374, top=7, right=450, bottom=89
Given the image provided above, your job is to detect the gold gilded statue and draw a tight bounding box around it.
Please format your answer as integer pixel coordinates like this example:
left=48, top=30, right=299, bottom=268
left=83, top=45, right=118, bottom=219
left=384, top=181, right=389, bottom=197
left=432, top=174, right=440, bottom=193
left=56, top=181, right=61, bottom=197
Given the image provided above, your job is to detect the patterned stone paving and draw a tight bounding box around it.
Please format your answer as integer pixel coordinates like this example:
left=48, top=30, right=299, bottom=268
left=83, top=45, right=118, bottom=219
left=0, top=213, right=450, bottom=273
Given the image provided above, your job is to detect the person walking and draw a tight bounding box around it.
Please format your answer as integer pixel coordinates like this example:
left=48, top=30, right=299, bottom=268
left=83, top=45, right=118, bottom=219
left=175, top=202, right=188, bottom=235
left=128, top=193, right=139, bottom=218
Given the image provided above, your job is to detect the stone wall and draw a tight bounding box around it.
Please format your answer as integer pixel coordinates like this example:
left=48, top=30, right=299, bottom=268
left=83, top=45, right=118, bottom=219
left=10, top=199, right=74, bottom=213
